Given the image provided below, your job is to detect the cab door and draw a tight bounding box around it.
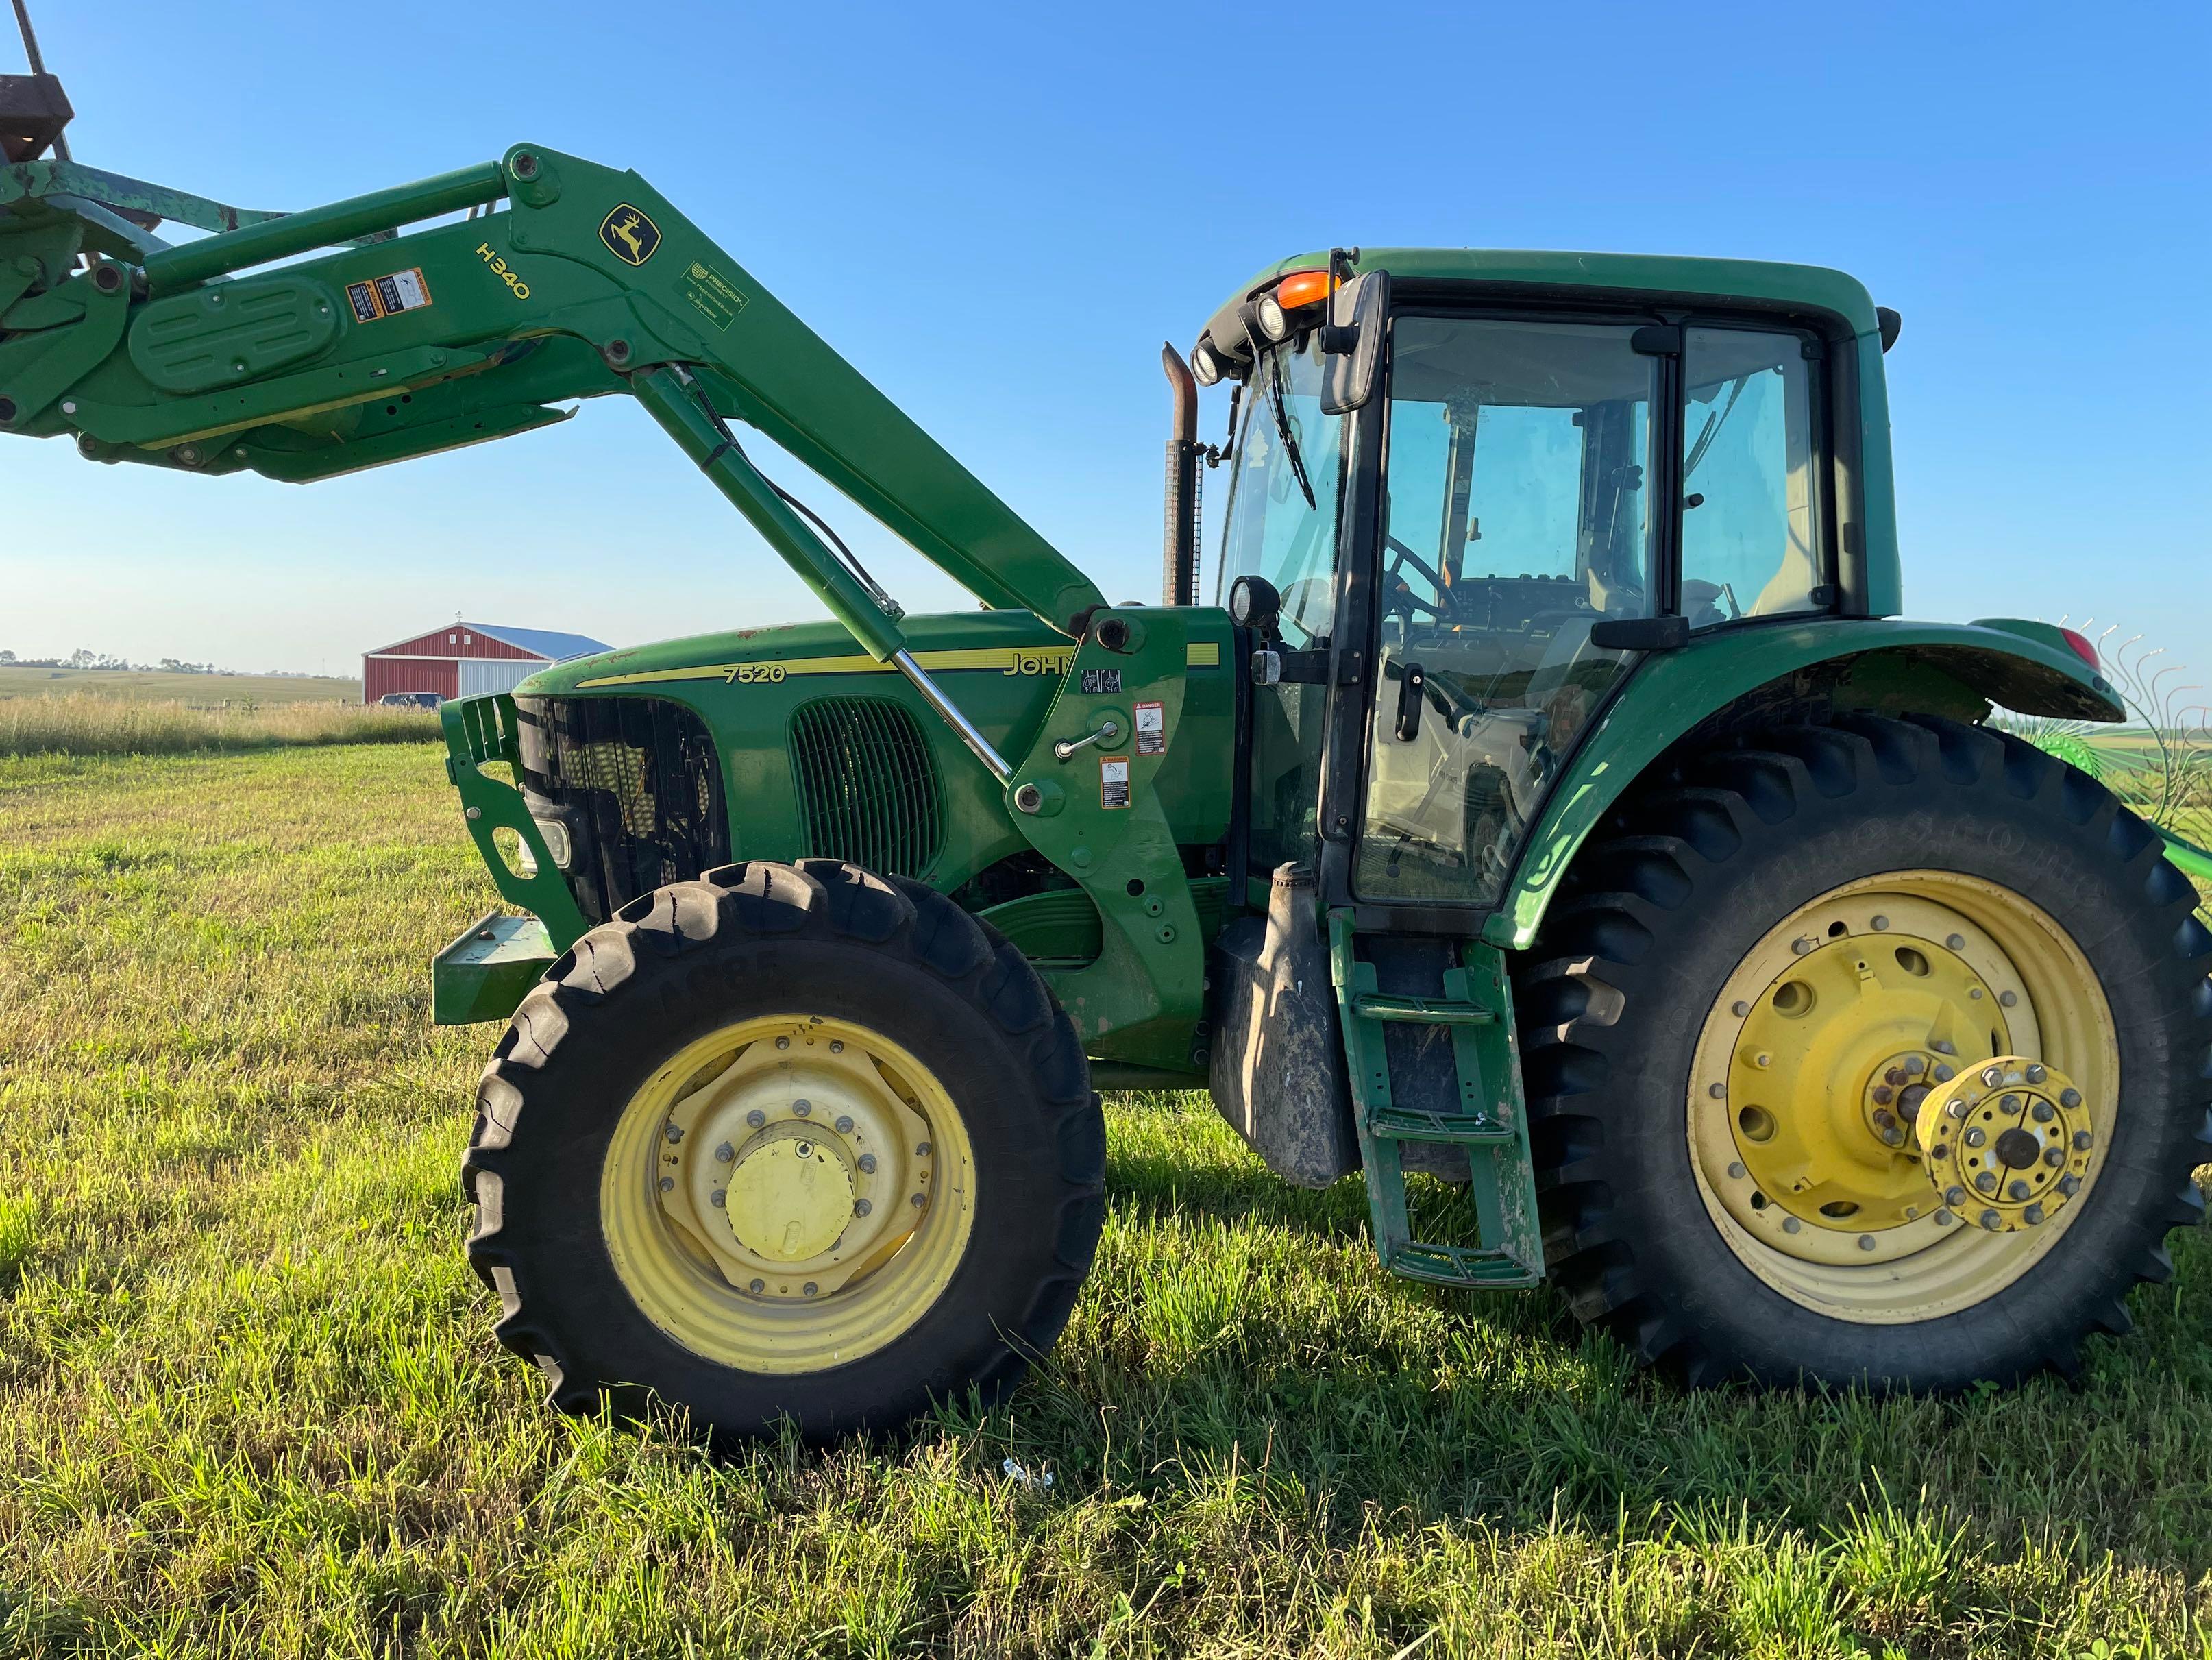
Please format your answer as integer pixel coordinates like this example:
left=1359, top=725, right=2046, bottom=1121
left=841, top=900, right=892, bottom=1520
left=1346, top=313, right=1666, bottom=911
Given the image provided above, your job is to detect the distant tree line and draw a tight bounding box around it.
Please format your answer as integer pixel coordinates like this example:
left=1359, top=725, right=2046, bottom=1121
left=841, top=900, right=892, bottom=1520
left=0, top=649, right=310, bottom=674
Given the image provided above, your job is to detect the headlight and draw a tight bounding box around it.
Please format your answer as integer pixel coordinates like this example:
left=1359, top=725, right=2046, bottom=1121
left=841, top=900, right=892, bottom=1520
left=1256, top=293, right=1290, bottom=341
left=1191, top=341, right=1223, bottom=386
left=530, top=814, right=573, bottom=872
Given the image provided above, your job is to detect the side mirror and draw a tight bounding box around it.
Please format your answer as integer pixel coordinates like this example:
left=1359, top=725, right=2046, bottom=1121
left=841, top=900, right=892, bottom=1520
left=1590, top=614, right=1691, bottom=652
left=1320, top=271, right=1388, bottom=415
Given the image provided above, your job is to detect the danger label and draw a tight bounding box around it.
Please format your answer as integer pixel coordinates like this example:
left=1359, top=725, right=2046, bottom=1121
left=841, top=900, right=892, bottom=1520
left=1133, top=700, right=1165, bottom=755
left=1081, top=668, right=1123, bottom=695
left=1099, top=756, right=1131, bottom=809
left=347, top=267, right=433, bottom=324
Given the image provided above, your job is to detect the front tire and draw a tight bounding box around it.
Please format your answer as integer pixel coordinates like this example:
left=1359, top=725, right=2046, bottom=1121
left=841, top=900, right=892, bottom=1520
left=1518, top=713, right=2212, bottom=1389
left=464, top=859, right=1105, bottom=1441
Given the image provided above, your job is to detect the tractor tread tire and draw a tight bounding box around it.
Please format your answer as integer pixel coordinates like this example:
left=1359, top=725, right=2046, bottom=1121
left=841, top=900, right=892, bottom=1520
left=463, top=858, right=1103, bottom=1441
left=1516, top=711, right=2212, bottom=1390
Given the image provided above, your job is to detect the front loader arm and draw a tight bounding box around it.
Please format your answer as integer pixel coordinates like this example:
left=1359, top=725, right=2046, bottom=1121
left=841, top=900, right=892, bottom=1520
left=0, top=145, right=1107, bottom=646
left=3, top=144, right=1202, bottom=1066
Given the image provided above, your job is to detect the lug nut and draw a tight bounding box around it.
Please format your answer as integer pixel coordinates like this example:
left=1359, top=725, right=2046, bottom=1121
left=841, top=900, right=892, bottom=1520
left=2001, top=1094, right=2023, bottom=1113
left=711, top=1190, right=726, bottom=1207
left=1933, top=1064, right=1956, bottom=1083
left=663, top=1123, right=683, bottom=1144
left=2026, top=1064, right=2048, bottom=1084
left=916, top=1141, right=932, bottom=1156
left=1727, top=1162, right=1746, bottom=1180
left=1882, top=1066, right=1906, bottom=1088
left=1947, top=933, right=1966, bottom=951
left=1871, top=915, right=1891, bottom=931
left=1935, top=1208, right=1955, bottom=1225
left=853, top=1199, right=872, bottom=1217
left=2023, top=1204, right=2045, bottom=1225
left=803, top=1282, right=818, bottom=1296
left=749, top=1278, right=765, bottom=1293
left=1905, top=1057, right=1927, bottom=1077
left=1732, top=1001, right=1750, bottom=1017
left=1982, top=1067, right=2004, bottom=1087
left=2032, top=1101, right=2055, bottom=1123
left=746, top=1109, right=766, bottom=1128
left=1783, top=1217, right=1802, bottom=1233
left=2044, top=1147, right=2065, bottom=1168
left=1858, top=1234, right=1876, bottom=1251
left=1709, top=1082, right=1728, bottom=1099
left=1965, top=1127, right=1987, bottom=1148
left=858, top=1153, right=877, bottom=1173
left=1947, top=1098, right=1967, bottom=1119
left=659, top=1176, right=674, bottom=1192
left=2073, top=1130, right=2093, bottom=1151
left=835, top=1114, right=855, bottom=1134
left=1945, top=1185, right=1967, bottom=1207
left=830, top=1040, right=844, bottom=1054
left=1975, top=1172, right=1998, bottom=1193
left=776, top=1036, right=789, bottom=1050
left=2008, top=1179, right=2032, bottom=1200
left=794, top=1099, right=812, bottom=1116
left=1793, top=938, right=1812, bottom=956
left=1980, top=1210, right=2003, bottom=1230
left=2059, top=1175, right=2081, bottom=1197
left=2000, top=990, right=2018, bottom=1007
left=2061, top=1088, right=2082, bottom=1109
left=911, top=1193, right=926, bottom=1208
left=715, top=1142, right=735, bottom=1163
left=1932, top=1141, right=1950, bottom=1160
left=1873, top=1085, right=1895, bottom=1106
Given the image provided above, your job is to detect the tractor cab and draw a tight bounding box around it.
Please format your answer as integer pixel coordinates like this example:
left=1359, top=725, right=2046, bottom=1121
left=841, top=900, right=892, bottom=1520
left=1196, top=253, right=1844, bottom=916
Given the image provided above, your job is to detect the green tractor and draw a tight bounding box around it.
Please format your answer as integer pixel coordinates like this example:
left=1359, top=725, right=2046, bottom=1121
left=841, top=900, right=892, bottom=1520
left=8, top=80, right=2210, bottom=1439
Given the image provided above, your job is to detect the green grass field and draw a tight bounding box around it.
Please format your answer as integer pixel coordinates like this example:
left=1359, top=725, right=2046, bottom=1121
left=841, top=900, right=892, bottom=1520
left=0, top=668, right=361, bottom=706
left=4, top=742, right=2212, bottom=1657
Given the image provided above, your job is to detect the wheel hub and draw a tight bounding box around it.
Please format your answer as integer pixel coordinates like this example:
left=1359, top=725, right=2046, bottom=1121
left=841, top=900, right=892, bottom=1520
left=1914, top=1056, right=2096, bottom=1231
left=653, top=1021, right=939, bottom=1301
left=1723, top=909, right=2016, bottom=1244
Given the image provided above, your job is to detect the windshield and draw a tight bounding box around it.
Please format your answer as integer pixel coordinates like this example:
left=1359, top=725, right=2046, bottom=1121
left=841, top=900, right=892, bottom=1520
left=1214, top=335, right=1344, bottom=646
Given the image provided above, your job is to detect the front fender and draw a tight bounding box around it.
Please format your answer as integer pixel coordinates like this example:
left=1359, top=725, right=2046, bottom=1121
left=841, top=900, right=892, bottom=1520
left=1488, top=617, right=2121, bottom=950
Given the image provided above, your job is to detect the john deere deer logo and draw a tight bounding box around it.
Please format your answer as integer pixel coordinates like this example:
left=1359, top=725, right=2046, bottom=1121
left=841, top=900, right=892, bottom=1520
left=598, top=204, right=662, bottom=267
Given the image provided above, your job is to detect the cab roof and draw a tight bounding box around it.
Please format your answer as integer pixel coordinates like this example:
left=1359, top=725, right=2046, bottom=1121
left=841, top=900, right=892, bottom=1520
left=1200, top=247, right=1882, bottom=365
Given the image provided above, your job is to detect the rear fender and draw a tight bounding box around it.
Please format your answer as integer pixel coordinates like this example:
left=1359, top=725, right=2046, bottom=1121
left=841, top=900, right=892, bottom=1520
left=1488, top=617, right=2122, bottom=951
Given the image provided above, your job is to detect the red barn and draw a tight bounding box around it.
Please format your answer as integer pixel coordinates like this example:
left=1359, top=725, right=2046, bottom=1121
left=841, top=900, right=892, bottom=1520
left=361, top=621, right=612, bottom=704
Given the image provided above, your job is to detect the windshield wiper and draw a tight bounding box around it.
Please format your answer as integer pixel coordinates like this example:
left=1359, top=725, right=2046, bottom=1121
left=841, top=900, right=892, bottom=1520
left=1255, top=334, right=1317, bottom=511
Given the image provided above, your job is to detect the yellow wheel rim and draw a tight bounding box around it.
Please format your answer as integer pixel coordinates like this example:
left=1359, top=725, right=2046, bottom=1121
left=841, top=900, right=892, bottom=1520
left=600, top=1014, right=977, bottom=1374
left=1688, top=870, right=2117, bottom=1323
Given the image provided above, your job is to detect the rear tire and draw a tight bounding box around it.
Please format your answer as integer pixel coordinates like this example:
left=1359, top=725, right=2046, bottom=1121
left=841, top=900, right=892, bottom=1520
left=463, top=859, right=1105, bottom=1441
left=1516, top=713, right=2212, bottom=1389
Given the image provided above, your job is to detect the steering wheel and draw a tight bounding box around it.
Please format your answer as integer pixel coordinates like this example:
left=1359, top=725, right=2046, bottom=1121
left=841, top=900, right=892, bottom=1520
left=1382, top=535, right=1451, bottom=621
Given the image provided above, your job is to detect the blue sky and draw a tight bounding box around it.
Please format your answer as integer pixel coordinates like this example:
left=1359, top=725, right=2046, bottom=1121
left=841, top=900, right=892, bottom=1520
left=5, top=1, right=2208, bottom=689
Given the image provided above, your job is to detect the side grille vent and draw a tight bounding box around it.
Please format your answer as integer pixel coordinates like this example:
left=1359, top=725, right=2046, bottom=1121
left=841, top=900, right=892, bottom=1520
left=789, top=698, right=945, bottom=879
left=513, top=695, right=730, bottom=925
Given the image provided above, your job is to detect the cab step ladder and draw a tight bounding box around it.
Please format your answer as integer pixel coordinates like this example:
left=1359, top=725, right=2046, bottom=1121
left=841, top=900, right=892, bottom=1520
left=1327, top=912, right=1545, bottom=1289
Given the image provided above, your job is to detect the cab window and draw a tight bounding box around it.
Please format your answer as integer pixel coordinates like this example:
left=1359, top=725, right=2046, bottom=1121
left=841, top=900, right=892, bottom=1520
left=1680, top=327, right=1824, bottom=625
left=1357, top=317, right=1656, bottom=905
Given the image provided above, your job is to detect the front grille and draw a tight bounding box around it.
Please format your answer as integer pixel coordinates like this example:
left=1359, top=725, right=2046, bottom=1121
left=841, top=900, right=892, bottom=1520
left=515, top=696, right=730, bottom=924
left=789, top=697, right=944, bottom=879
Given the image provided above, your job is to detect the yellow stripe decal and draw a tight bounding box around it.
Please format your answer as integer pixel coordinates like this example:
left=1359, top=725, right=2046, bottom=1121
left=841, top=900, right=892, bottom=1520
left=577, top=637, right=1223, bottom=689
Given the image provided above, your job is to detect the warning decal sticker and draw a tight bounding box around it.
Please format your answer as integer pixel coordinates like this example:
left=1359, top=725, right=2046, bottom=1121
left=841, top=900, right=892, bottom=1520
left=1081, top=668, right=1124, bottom=695
left=347, top=267, right=433, bottom=324
left=1099, top=756, right=1131, bottom=809
left=1133, top=700, right=1166, bottom=755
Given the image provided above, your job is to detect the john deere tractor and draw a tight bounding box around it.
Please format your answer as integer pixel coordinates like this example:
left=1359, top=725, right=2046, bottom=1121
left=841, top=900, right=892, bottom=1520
left=8, top=76, right=2209, bottom=1438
